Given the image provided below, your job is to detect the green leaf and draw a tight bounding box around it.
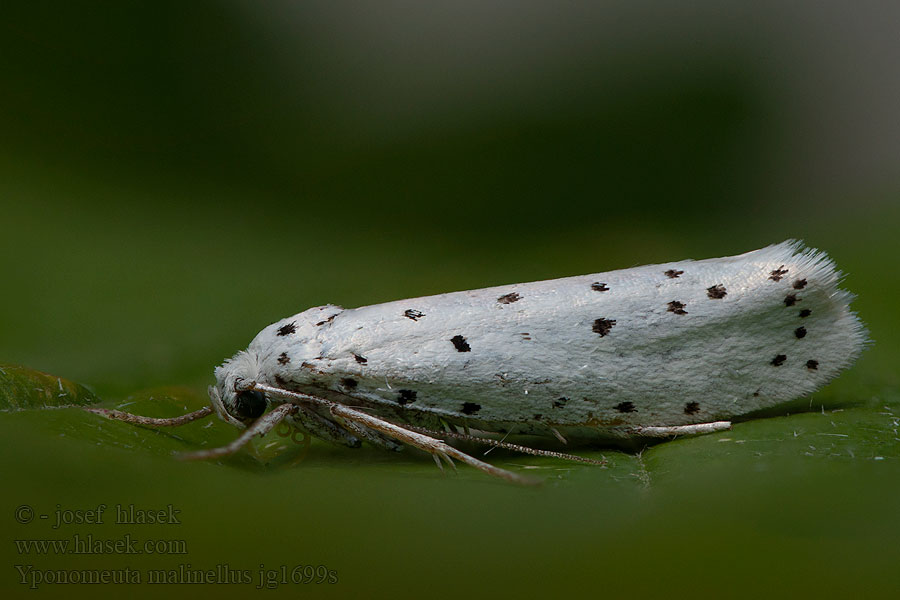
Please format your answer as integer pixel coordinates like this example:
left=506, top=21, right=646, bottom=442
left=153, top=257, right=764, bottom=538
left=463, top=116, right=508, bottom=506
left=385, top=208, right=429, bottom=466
left=0, top=365, right=312, bottom=468
left=0, top=363, right=100, bottom=410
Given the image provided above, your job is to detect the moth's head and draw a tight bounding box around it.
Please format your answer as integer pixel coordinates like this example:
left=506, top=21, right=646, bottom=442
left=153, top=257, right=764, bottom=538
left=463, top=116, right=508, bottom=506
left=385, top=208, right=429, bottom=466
left=209, top=350, right=267, bottom=428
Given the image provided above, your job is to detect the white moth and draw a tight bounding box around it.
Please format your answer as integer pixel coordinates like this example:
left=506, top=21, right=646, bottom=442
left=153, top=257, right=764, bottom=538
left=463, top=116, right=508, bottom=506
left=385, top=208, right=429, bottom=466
left=88, top=241, right=867, bottom=484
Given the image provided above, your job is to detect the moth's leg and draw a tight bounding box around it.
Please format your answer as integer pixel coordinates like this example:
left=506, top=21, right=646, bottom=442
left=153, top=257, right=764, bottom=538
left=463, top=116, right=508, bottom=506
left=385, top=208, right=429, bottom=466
left=84, top=405, right=213, bottom=427
left=632, top=421, right=732, bottom=438
left=402, top=423, right=607, bottom=466
left=251, top=382, right=539, bottom=485
left=180, top=403, right=298, bottom=461
left=331, top=415, right=405, bottom=452
left=292, top=405, right=403, bottom=451
left=438, top=418, right=460, bottom=434
left=548, top=426, right=568, bottom=445
left=289, top=407, right=363, bottom=449
left=327, top=403, right=539, bottom=486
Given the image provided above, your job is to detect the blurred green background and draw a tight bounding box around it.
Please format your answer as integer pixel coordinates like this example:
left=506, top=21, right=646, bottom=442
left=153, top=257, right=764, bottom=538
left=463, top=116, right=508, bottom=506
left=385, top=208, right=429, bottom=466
left=1, top=2, right=898, bottom=598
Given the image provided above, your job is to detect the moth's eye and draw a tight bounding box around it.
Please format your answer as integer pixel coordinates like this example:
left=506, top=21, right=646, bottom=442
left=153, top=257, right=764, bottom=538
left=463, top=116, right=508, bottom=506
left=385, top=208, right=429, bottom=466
left=233, top=390, right=267, bottom=420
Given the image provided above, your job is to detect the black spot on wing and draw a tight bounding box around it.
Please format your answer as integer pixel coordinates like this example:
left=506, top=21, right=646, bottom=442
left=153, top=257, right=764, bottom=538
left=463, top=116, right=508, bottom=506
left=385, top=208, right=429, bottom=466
left=451, top=335, right=471, bottom=352
left=706, top=284, right=727, bottom=299
left=353, top=353, right=368, bottom=364
left=316, top=314, right=336, bottom=326
left=497, top=292, right=522, bottom=304
left=277, top=352, right=290, bottom=365
left=397, top=389, right=417, bottom=405
left=795, top=327, right=807, bottom=339
left=591, top=282, right=609, bottom=292
left=404, top=309, right=425, bottom=321
left=769, top=266, right=789, bottom=282
left=667, top=301, right=687, bottom=315
left=793, top=279, right=808, bottom=289
left=799, top=309, right=812, bottom=318
left=615, top=401, right=635, bottom=413
left=276, top=322, right=297, bottom=336
left=684, top=401, right=700, bottom=415
left=784, top=294, right=799, bottom=307
left=340, top=378, right=358, bottom=390
left=771, top=354, right=787, bottom=366
left=806, top=360, right=819, bottom=370
left=553, top=397, right=568, bottom=409
left=461, top=402, right=481, bottom=415
left=664, top=269, right=683, bottom=279
left=592, top=318, right=616, bottom=336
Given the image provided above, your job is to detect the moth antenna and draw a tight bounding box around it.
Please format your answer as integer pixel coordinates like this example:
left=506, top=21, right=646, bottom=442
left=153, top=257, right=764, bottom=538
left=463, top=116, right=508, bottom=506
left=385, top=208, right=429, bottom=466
left=403, top=424, right=607, bottom=466
left=84, top=406, right=213, bottom=427
left=180, top=403, right=298, bottom=461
